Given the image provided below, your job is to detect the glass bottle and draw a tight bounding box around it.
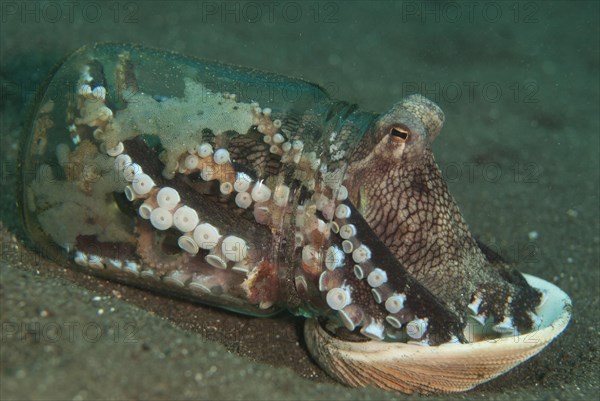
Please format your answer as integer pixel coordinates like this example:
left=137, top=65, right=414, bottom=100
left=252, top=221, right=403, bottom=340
left=19, top=43, right=377, bottom=318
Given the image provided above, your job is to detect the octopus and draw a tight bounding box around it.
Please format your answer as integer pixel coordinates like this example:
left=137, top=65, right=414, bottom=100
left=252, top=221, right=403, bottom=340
left=19, top=43, right=571, bottom=394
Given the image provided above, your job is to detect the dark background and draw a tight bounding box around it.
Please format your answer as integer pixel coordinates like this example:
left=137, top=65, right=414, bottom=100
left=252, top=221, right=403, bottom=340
left=1, top=1, right=598, bottom=400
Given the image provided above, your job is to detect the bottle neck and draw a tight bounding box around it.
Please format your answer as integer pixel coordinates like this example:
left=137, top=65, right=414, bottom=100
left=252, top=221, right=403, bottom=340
left=281, top=101, right=379, bottom=318
left=323, top=100, right=379, bottom=145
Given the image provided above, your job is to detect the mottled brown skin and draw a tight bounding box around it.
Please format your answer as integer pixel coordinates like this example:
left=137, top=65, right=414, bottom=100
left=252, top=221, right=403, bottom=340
left=345, top=95, right=540, bottom=333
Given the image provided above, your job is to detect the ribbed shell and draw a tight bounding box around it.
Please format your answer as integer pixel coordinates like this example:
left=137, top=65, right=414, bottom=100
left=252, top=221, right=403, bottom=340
left=304, top=274, right=571, bottom=394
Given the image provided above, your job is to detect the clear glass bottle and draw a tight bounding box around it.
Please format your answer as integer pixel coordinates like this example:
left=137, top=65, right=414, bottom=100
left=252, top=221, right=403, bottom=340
left=19, top=43, right=377, bottom=318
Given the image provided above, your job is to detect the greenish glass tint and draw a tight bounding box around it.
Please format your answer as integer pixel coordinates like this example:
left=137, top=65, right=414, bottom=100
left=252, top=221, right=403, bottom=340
left=19, top=43, right=375, bottom=318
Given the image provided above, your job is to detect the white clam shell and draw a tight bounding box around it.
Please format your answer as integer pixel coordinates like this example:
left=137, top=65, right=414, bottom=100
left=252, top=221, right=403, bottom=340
left=304, top=274, right=571, bottom=394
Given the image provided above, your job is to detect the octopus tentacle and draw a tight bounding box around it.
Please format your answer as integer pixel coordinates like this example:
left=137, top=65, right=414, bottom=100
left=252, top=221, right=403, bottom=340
left=135, top=220, right=190, bottom=275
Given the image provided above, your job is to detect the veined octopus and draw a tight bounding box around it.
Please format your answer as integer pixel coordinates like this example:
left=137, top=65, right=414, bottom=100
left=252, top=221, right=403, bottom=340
left=19, top=44, right=571, bottom=393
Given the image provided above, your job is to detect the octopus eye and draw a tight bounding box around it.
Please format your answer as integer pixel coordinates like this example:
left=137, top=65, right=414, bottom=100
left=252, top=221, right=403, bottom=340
left=389, top=126, right=410, bottom=143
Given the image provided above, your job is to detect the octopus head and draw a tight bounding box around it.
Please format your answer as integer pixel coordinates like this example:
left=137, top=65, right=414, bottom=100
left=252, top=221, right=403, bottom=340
left=345, top=95, right=466, bottom=296
left=363, top=94, right=444, bottom=165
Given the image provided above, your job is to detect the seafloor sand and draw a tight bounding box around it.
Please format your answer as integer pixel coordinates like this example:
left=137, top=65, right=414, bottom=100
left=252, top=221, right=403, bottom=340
left=1, top=1, right=598, bottom=400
